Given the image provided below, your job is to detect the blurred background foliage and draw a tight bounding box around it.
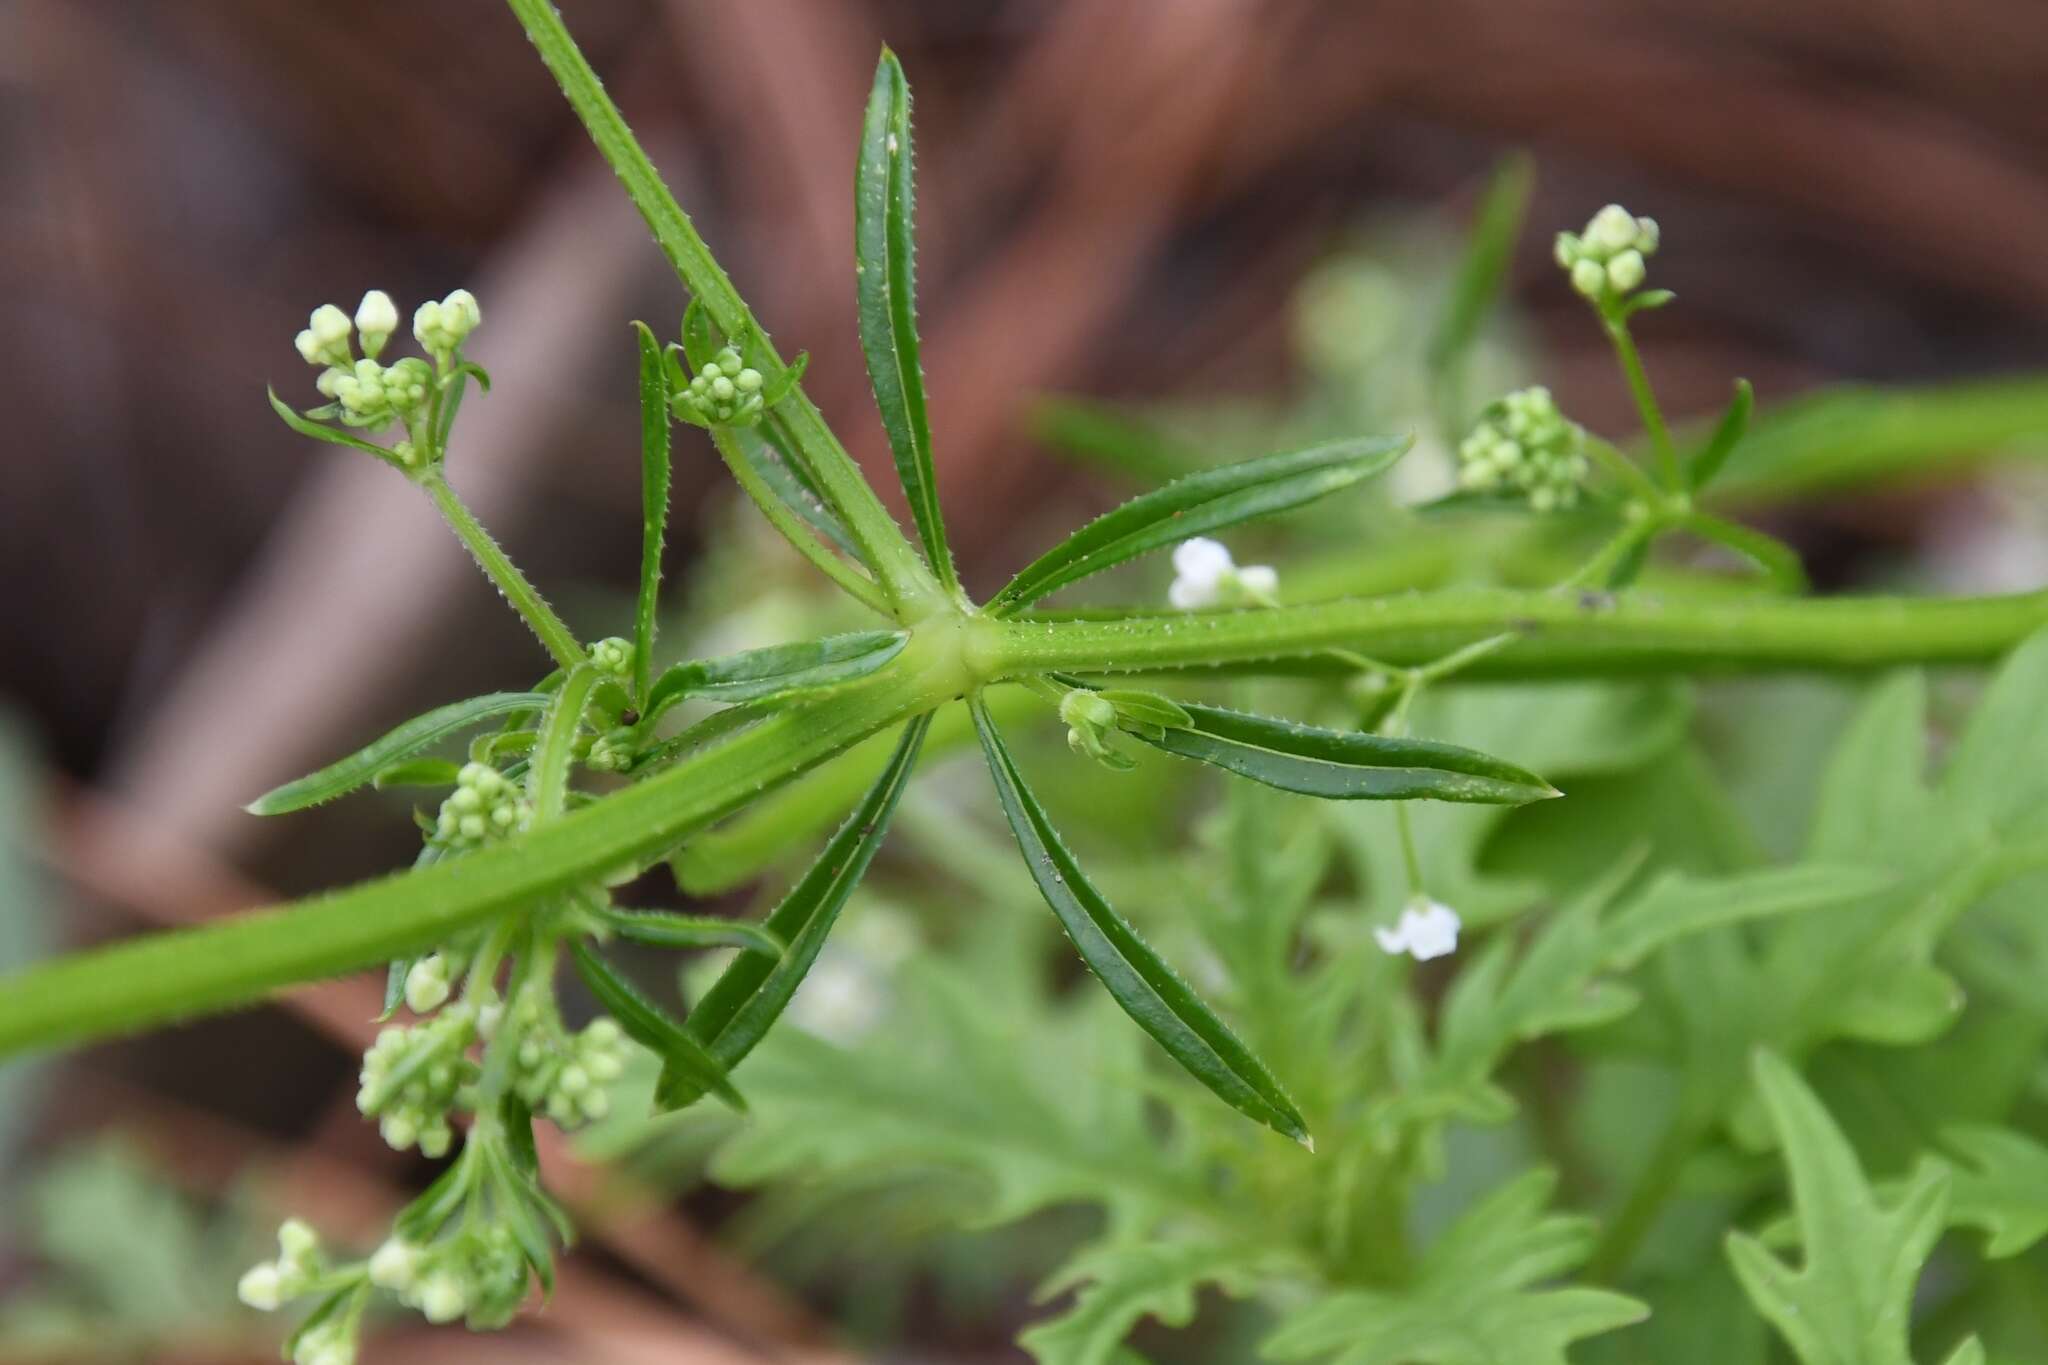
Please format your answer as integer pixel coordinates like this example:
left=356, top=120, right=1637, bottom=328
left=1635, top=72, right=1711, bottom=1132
left=8, top=1, right=2048, bottom=1361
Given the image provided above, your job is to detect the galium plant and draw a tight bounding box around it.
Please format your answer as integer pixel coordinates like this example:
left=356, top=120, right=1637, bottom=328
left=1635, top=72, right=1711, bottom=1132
left=5, top=4, right=2048, bottom=1362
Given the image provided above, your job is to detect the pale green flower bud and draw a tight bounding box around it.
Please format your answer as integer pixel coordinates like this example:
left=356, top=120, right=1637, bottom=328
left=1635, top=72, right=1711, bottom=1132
left=1587, top=203, right=1638, bottom=253
left=404, top=954, right=452, bottom=1014
left=1458, top=387, right=1587, bottom=512
left=368, top=1238, right=422, bottom=1291
left=355, top=290, right=399, bottom=359
left=418, top=1272, right=468, bottom=1324
left=307, top=304, right=353, bottom=367
left=238, top=1262, right=285, bottom=1311
left=1570, top=258, right=1605, bottom=299
left=277, top=1217, right=320, bottom=1264
left=1606, top=249, right=1646, bottom=292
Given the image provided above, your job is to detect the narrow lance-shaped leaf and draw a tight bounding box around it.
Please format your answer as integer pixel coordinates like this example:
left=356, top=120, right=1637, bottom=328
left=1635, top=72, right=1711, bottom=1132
left=987, top=435, right=1411, bottom=614
left=971, top=699, right=1310, bottom=1144
left=592, top=905, right=785, bottom=957
left=668, top=713, right=932, bottom=1104
left=528, top=665, right=599, bottom=823
left=268, top=388, right=407, bottom=467
left=246, top=692, right=552, bottom=815
left=1130, top=701, right=1559, bottom=805
left=1428, top=152, right=1533, bottom=380
left=857, top=48, right=956, bottom=589
left=568, top=939, right=746, bottom=1113
left=642, top=630, right=907, bottom=725
left=1686, top=377, right=1754, bottom=493
left=632, top=322, right=671, bottom=704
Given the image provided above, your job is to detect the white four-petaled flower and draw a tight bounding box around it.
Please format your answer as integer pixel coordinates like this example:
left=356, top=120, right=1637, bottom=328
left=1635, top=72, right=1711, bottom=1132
left=1374, top=897, right=1461, bottom=961
left=1169, top=537, right=1278, bottom=610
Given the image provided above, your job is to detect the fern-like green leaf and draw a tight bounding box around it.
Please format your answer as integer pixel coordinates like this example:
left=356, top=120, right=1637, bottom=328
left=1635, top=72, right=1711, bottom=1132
left=1263, top=1171, right=1646, bottom=1365
left=1724, top=1050, right=1965, bottom=1365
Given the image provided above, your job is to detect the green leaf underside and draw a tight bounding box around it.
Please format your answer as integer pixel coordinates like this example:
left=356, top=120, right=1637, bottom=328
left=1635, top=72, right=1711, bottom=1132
left=1687, top=377, right=1754, bottom=492
left=1136, top=702, right=1557, bottom=805
left=594, top=906, right=784, bottom=956
left=246, top=692, right=553, bottom=815
left=733, top=420, right=862, bottom=558
left=632, top=322, right=672, bottom=704
left=567, top=940, right=744, bottom=1113
left=643, top=631, right=908, bottom=721
left=988, top=435, right=1411, bottom=613
left=668, top=713, right=932, bottom=1104
left=970, top=699, right=1309, bottom=1143
left=856, top=49, right=954, bottom=588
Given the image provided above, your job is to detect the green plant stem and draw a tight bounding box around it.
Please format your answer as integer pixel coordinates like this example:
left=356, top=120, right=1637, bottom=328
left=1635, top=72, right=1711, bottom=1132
left=0, top=655, right=955, bottom=1057
left=1586, top=1110, right=1707, bottom=1281
left=709, top=427, right=891, bottom=614
left=505, top=0, right=939, bottom=616
left=998, top=587, right=2048, bottom=678
left=1603, top=314, right=1680, bottom=489
left=419, top=471, right=584, bottom=670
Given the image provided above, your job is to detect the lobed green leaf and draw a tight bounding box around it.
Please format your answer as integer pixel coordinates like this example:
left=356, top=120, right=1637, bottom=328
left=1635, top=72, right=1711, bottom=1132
left=246, top=692, right=552, bottom=815
left=987, top=435, right=1411, bottom=614
left=971, top=699, right=1309, bottom=1143
left=1132, top=701, right=1558, bottom=805
left=856, top=48, right=955, bottom=589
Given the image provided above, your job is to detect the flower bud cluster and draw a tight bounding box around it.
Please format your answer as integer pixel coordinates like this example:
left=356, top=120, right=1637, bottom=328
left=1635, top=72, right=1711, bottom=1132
left=433, top=762, right=528, bottom=851
left=586, top=636, right=633, bottom=677
left=585, top=727, right=636, bottom=773
left=413, top=289, right=483, bottom=363
left=1554, top=204, right=1659, bottom=305
left=674, top=347, right=766, bottom=426
left=293, top=292, right=448, bottom=437
left=237, top=1218, right=325, bottom=1313
left=1457, top=386, right=1589, bottom=511
left=507, top=989, right=626, bottom=1128
left=1059, top=690, right=1132, bottom=771
left=357, top=1005, right=480, bottom=1158
left=369, top=1226, right=529, bottom=1331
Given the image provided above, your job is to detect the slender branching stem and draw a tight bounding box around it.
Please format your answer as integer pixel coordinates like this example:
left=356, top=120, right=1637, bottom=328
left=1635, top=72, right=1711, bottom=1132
left=1603, top=313, right=1681, bottom=489
left=419, top=471, right=585, bottom=670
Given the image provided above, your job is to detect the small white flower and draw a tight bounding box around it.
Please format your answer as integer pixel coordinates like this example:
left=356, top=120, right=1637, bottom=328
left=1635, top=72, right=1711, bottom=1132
left=1169, top=537, right=1277, bottom=610
left=1373, top=897, right=1461, bottom=961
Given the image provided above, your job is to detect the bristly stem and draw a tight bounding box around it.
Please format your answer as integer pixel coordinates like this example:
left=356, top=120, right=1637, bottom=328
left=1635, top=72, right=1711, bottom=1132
left=504, top=0, right=940, bottom=616
left=419, top=471, right=584, bottom=670
left=996, top=586, right=2048, bottom=677
left=1603, top=312, right=1681, bottom=489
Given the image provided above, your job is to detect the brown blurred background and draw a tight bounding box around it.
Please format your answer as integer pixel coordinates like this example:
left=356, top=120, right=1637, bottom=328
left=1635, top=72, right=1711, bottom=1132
left=6, top=1, right=2048, bottom=1360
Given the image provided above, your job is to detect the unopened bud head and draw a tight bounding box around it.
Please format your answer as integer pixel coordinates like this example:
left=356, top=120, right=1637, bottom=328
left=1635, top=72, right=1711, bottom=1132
left=354, top=290, right=399, bottom=358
